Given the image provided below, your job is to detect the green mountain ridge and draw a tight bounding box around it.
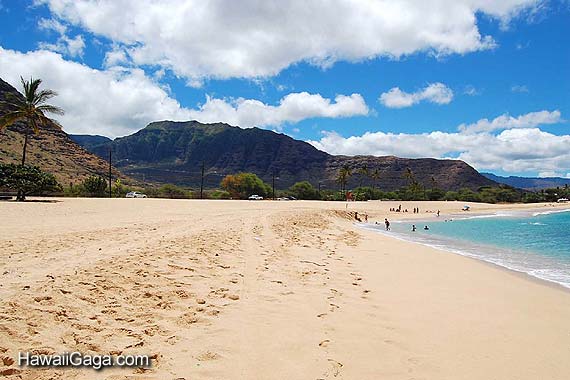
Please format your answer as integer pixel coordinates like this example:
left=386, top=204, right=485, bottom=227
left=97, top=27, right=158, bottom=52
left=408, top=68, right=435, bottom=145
left=72, top=120, right=497, bottom=191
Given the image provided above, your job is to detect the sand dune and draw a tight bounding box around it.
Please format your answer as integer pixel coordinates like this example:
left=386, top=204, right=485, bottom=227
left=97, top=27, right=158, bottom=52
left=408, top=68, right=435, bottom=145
left=0, top=198, right=569, bottom=379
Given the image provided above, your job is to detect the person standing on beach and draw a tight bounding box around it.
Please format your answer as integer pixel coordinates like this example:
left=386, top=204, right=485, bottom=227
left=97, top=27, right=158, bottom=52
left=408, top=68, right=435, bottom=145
left=385, top=218, right=390, bottom=231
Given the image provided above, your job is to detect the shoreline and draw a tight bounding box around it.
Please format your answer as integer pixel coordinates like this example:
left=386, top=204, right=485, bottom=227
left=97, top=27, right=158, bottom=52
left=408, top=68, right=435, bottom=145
left=360, top=222, right=570, bottom=292
left=360, top=205, right=570, bottom=290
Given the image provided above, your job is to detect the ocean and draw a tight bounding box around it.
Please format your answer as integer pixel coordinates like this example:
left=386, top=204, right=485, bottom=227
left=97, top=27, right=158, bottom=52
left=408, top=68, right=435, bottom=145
left=364, top=209, right=570, bottom=288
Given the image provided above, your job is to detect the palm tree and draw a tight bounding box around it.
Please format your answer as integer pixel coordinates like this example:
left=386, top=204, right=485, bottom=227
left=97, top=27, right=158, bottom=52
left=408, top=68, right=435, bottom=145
left=357, top=164, right=369, bottom=188
left=336, top=165, right=352, bottom=196
left=0, top=77, right=64, bottom=166
left=370, top=168, right=380, bottom=191
left=403, top=167, right=422, bottom=195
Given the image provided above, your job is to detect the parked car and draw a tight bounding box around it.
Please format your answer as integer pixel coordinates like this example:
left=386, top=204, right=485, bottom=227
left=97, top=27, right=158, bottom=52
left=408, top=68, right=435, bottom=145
left=248, top=194, right=263, bottom=200
left=126, top=191, right=147, bottom=198
left=557, top=198, right=569, bottom=203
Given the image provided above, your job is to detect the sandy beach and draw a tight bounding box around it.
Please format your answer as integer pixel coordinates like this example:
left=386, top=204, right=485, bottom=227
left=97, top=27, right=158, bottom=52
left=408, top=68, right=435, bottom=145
left=1, top=198, right=569, bottom=379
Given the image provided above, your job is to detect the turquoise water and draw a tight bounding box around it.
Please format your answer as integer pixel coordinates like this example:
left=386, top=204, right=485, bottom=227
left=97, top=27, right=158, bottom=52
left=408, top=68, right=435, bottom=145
left=365, top=209, right=570, bottom=288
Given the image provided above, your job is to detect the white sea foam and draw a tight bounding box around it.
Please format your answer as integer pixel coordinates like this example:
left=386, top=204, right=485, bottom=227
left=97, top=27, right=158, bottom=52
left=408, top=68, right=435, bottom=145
left=532, top=208, right=570, bottom=217
left=359, top=223, right=570, bottom=289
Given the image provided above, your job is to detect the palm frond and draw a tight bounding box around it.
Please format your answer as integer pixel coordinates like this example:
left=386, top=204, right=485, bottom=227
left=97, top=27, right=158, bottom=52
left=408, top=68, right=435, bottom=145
left=38, top=114, right=62, bottom=130
left=21, top=76, right=43, bottom=104
left=0, top=112, right=26, bottom=129
left=1, top=92, right=27, bottom=109
left=33, top=89, right=58, bottom=105
left=36, top=104, right=65, bottom=116
left=29, top=116, right=40, bottom=134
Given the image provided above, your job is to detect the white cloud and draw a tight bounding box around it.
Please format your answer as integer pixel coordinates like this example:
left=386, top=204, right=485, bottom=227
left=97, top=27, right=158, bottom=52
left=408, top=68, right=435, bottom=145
left=0, top=47, right=368, bottom=138
left=35, top=0, right=541, bottom=81
left=38, top=34, right=85, bottom=57
left=38, top=18, right=67, bottom=34
left=379, top=83, right=453, bottom=108
left=186, top=92, right=369, bottom=128
left=309, top=111, right=569, bottom=175
left=463, top=85, right=480, bottom=96
left=511, top=84, right=529, bottom=93
left=37, top=17, right=85, bottom=57
left=458, top=110, right=561, bottom=133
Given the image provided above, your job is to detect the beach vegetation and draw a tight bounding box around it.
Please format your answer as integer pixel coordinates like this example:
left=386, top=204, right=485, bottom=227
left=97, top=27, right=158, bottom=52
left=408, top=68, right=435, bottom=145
left=81, top=176, right=109, bottom=197
left=0, top=164, right=61, bottom=198
left=288, top=181, right=320, bottom=200
left=208, top=189, right=231, bottom=199
left=220, top=172, right=271, bottom=199
left=0, top=77, right=64, bottom=200
left=336, top=165, right=352, bottom=197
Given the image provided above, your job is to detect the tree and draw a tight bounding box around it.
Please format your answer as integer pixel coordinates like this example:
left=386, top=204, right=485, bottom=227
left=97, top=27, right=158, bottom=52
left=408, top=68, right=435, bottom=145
left=0, top=77, right=64, bottom=166
left=336, top=165, right=352, bottom=196
left=0, top=164, right=61, bottom=199
left=370, top=168, right=380, bottom=191
left=156, top=184, right=189, bottom=199
left=0, top=77, right=64, bottom=201
left=357, top=165, right=369, bottom=187
left=289, top=181, right=319, bottom=200
left=220, top=172, right=271, bottom=199
left=81, top=176, right=108, bottom=197
left=403, top=167, right=423, bottom=197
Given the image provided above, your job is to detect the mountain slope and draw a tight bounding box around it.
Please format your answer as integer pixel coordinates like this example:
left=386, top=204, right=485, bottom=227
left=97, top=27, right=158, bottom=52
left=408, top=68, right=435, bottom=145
left=482, top=173, right=570, bottom=190
left=76, top=120, right=497, bottom=191
left=69, top=134, right=112, bottom=152
left=0, top=78, right=125, bottom=185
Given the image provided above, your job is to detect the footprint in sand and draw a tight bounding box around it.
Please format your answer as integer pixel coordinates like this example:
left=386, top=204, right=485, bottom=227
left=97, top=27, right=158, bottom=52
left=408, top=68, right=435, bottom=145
left=318, top=339, right=330, bottom=347
left=196, top=351, right=220, bottom=361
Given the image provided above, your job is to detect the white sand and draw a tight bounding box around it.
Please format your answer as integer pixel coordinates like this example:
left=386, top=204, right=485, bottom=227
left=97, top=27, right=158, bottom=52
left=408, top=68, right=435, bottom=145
left=1, top=198, right=569, bottom=379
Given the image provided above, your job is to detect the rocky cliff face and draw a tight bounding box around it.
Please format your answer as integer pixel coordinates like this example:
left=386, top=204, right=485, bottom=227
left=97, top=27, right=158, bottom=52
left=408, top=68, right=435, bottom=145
left=0, top=78, right=124, bottom=186
left=74, top=120, right=497, bottom=191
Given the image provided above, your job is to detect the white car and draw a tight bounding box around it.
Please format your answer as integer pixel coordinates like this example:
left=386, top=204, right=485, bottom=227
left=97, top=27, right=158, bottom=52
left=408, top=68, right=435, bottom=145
left=126, top=191, right=147, bottom=198
left=248, top=194, right=263, bottom=200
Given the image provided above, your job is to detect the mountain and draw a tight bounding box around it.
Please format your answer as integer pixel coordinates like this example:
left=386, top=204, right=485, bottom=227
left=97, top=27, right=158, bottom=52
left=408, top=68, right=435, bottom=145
left=69, top=134, right=112, bottom=152
left=482, top=173, right=570, bottom=190
left=0, top=78, right=125, bottom=186
left=74, top=120, right=497, bottom=191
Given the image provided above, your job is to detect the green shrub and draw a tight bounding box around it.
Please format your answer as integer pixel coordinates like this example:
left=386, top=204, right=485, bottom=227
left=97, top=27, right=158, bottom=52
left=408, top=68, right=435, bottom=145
left=289, top=181, right=319, bottom=200
left=209, top=189, right=231, bottom=199
left=220, top=172, right=271, bottom=199
left=81, top=176, right=108, bottom=197
left=0, top=164, right=61, bottom=200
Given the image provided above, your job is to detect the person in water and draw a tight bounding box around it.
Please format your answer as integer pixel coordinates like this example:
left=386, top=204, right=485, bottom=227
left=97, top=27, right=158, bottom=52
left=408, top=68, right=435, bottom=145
left=412, top=225, right=416, bottom=232
left=385, top=218, right=391, bottom=231
left=424, top=225, right=429, bottom=230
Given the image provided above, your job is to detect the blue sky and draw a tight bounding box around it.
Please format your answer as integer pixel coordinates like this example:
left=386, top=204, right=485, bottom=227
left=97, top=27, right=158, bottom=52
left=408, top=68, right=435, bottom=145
left=0, top=0, right=569, bottom=177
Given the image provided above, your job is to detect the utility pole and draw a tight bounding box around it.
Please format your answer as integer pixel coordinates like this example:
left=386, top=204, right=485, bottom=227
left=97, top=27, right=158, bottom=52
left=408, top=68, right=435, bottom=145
left=200, top=161, right=205, bottom=199
left=108, top=148, right=112, bottom=198
left=272, top=171, right=276, bottom=200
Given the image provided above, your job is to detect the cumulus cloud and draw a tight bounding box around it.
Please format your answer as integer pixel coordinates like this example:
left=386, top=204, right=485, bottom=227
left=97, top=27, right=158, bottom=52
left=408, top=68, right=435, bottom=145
left=0, top=47, right=368, bottom=137
left=379, top=83, right=454, bottom=108
left=458, top=110, right=562, bottom=133
left=37, top=17, right=86, bottom=57
left=186, top=92, right=368, bottom=128
left=309, top=111, right=568, bottom=175
left=35, top=0, right=540, bottom=81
